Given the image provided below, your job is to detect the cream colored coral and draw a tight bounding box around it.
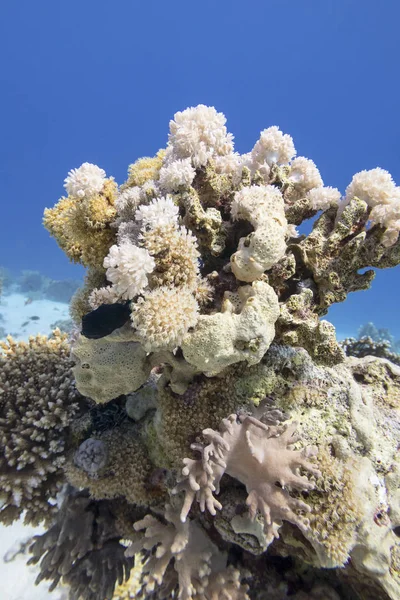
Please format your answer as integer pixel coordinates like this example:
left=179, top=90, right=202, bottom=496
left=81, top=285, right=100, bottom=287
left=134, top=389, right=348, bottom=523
left=230, top=184, right=285, bottom=227
left=289, top=156, right=323, bottom=192
left=135, top=195, right=179, bottom=229
left=345, top=167, right=397, bottom=207
left=131, top=286, right=199, bottom=352
left=64, top=162, right=106, bottom=198
left=307, top=186, right=341, bottom=211
left=173, top=414, right=319, bottom=546
left=230, top=185, right=288, bottom=282
left=158, top=157, right=196, bottom=191
left=71, top=333, right=150, bottom=403
left=181, top=280, right=279, bottom=376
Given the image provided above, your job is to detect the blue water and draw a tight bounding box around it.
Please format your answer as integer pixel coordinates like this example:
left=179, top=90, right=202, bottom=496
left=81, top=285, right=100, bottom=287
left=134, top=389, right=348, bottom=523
left=1, top=0, right=399, bottom=339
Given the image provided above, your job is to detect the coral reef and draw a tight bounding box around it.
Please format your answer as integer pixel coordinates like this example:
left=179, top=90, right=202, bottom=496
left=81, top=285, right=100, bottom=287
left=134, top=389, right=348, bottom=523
left=2, top=105, right=398, bottom=600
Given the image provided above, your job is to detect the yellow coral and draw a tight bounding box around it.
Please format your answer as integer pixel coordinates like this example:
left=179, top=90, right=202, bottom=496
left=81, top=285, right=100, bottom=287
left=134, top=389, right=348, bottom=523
left=126, top=149, right=165, bottom=187
left=43, top=178, right=117, bottom=268
left=112, top=558, right=144, bottom=599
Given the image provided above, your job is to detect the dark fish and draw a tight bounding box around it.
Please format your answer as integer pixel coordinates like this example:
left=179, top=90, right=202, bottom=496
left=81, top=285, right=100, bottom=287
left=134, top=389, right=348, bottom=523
left=29, top=315, right=40, bottom=320
left=82, top=302, right=131, bottom=339
left=21, top=321, right=29, bottom=327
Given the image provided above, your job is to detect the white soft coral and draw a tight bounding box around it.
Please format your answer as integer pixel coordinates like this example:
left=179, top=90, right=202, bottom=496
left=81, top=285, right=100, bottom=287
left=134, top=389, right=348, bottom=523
left=135, top=195, right=179, bottom=229
left=341, top=168, right=400, bottom=246
left=103, top=242, right=155, bottom=300
left=252, top=126, right=296, bottom=167
left=158, top=158, right=196, bottom=192
left=168, top=104, right=234, bottom=167
left=64, top=162, right=106, bottom=198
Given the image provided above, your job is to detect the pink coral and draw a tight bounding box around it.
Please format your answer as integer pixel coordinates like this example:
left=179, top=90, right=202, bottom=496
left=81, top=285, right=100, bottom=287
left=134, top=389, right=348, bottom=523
left=173, top=414, right=320, bottom=545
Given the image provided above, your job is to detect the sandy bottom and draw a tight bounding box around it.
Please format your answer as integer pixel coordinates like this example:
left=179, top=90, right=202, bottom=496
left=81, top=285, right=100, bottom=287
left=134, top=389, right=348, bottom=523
left=0, top=521, right=67, bottom=600
left=0, top=293, right=70, bottom=341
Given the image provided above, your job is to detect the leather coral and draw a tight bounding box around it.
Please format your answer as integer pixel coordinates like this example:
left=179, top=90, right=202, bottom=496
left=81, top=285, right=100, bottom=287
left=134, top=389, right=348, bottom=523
left=173, top=414, right=320, bottom=546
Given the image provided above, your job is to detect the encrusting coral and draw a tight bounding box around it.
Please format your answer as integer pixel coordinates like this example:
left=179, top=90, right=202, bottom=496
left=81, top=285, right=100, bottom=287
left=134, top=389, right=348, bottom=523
left=2, top=104, right=398, bottom=600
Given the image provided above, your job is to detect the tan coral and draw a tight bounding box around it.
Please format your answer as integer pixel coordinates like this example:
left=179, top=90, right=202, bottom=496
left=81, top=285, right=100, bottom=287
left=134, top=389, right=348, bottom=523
left=141, top=223, right=200, bottom=290
left=0, top=330, right=81, bottom=525
left=305, top=446, right=364, bottom=567
left=127, top=503, right=249, bottom=600
left=66, top=423, right=160, bottom=506
left=173, top=414, right=320, bottom=546
left=131, top=286, right=199, bottom=352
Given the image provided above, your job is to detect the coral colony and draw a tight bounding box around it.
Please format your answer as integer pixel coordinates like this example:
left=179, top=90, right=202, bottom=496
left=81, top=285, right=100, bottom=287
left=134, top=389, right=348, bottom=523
left=1, top=105, right=400, bottom=600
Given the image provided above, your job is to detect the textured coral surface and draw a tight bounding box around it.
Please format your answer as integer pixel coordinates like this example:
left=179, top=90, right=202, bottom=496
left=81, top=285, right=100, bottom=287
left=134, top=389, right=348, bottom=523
left=2, top=105, right=400, bottom=600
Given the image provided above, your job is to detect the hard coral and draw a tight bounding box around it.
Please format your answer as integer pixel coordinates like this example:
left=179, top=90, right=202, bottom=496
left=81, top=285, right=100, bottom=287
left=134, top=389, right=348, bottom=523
left=66, top=423, right=160, bottom=506
left=181, top=281, right=279, bottom=376
left=0, top=330, right=81, bottom=525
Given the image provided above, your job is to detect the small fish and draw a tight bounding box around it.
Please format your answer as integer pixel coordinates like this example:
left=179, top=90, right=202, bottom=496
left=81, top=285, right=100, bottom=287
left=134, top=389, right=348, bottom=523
left=24, top=298, right=33, bottom=305
left=21, top=321, right=29, bottom=327
left=29, top=315, right=40, bottom=321
left=82, top=302, right=131, bottom=339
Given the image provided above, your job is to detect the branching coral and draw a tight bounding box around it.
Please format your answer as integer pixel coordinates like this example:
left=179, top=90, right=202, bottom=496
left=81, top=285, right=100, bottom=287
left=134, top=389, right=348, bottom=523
left=0, top=330, right=82, bottom=525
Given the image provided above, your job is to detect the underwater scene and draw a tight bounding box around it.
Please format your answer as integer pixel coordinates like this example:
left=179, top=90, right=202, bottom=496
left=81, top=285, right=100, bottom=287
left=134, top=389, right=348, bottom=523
left=1, top=2, right=400, bottom=600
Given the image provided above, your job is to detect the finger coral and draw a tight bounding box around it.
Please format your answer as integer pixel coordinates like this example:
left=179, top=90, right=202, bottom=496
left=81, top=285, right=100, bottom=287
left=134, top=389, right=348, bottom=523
left=30, top=104, right=400, bottom=600
left=0, top=330, right=82, bottom=525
